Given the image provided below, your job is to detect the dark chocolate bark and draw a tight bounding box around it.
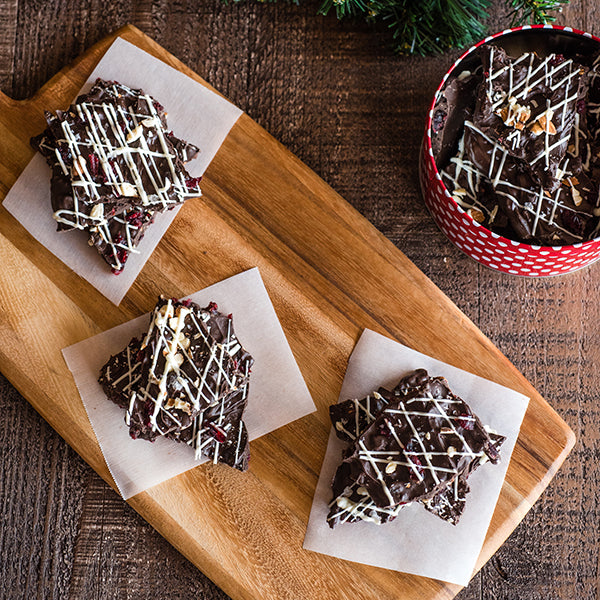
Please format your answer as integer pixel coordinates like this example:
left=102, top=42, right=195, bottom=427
left=97, top=298, right=253, bottom=471
left=327, top=369, right=503, bottom=528
left=474, top=45, right=588, bottom=191
left=345, top=375, right=498, bottom=508
left=443, top=120, right=599, bottom=244
left=435, top=44, right=600, bottom=246
left=31, top=79, right=202, bottom=273
left=130, top=297, right=253, bottom=439
left=98, top=337, right=143, bottom=410
left=431, top=70, right=480, bottom=169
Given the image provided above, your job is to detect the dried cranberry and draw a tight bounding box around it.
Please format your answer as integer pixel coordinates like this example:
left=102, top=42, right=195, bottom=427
left=208, top=423, right=227, bottom=443
left=136, top=349, right=145, bottom=363
left=207, top=301, right=218, bottom=312
left=58, top=145, right=71, bottom=165
left=185, top=176, right=202, bottom=190
left=549, top=53, right=565, bottom=66
left=181, top=299, right=192, bottom=307
left=114, top=233, right=124, bottom=244
left=577, top=99, right=586, bottom=114
left=130, top=430, right=139, bottom=440
left=111, top=267, right=123, bottom=275
left=377, top=424, right=390, bottom=437
left=408, top=455, right=424, bottom=481
left=457, top=414, right=475, bottom=430
left=432, top=109, right=447, bottom=133
left=232, top=359, right=239, bottom=370
left=88, top=153, right=100, bottom=179
left=153, top=100, right=164, bottom=113
left=227, top=313, right=233, bottom=320
left=115, top=248, right=129, bottom=265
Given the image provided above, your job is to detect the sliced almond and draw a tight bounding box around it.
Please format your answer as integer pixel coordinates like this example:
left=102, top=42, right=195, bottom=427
left=572, top=187, right=583, bottom=207
left=71, top=155, right=87, bottom=177
left=530, top=110, right=556, bottom=136
left=385, top=462, right=398, bottom=474
left=89, top=203, right=104, bottom=221
left=495, top=98, right=531, bottom=130
left=489, top=205, right=499, bottom=223
left=126, top=124, right=144, bottom=143
left=468, top=207, right=485, bottom=223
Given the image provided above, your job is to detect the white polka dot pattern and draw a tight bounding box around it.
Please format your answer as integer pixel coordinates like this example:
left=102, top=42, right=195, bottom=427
left=420, top=24, right=600, bottom=278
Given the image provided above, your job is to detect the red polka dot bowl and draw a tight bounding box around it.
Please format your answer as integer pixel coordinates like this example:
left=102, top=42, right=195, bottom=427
left=420, top=25, right=600, bottom=277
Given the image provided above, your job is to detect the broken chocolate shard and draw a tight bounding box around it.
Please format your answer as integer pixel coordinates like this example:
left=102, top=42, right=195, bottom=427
left=31, top=79, right=202, bottom=272
left=98, top=298, right=253, bottom=471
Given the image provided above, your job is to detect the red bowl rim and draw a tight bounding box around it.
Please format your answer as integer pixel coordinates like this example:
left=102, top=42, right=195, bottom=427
left=424, top=24, right=600, bottom=253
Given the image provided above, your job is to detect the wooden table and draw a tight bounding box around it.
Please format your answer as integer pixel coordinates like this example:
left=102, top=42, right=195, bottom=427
left=0, top=1, right=598, bottom=598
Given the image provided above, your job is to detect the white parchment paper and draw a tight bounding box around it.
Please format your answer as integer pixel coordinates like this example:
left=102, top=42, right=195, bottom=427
left=303, top=329, right=529, bottom=586
left=3, top=37, right=242, bottom=305
left=62, top=268, right=315, bottom=499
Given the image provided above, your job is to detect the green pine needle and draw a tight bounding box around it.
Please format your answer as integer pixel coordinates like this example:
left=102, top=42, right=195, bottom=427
left=508, top=0, right=569, bottom=25
left=232, top=0, right=570, bottom=55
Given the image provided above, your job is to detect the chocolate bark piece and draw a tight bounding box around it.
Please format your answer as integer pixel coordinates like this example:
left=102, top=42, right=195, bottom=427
left=30, top=78, right=202, bottom=273
left=431, top=70, right=480, bottom=169
left=587, top=54, right=600, bottom=145
left=445, top=121, right=599, bottom=244
left=328, top=371, right=505, bottom=527
left=32, top=81, right=202, bottom=228
left=330, top=388, right=394, bottom=444
left=98, top=336, right=143, bottom=410
left=422, top=431, right=506, bottom=525
left=97, top=298, right=253, bottom=469
left=343, top=374, right=499, bottom=509
left=175, top=386, right=251, bottom=471
left=474, top=45, right=589, bottom=191
left=129, top=298, right=253, bottom=440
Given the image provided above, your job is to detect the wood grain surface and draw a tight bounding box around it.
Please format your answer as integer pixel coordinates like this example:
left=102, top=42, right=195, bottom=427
left=0, top=2, right=596, bottom=600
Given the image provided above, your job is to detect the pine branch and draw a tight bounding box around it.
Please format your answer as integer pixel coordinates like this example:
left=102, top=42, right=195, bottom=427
left=508, top=0, right=569, bottom=25
left=232, top=0, right=571, bottom=55
left=319, top=0, right=491, bottom=55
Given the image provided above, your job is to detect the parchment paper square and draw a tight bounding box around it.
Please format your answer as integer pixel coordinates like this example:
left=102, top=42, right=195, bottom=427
left=62, top=268, right=315, bottom=499
left=303, top=329, right=529, bottom=586
left=3, top=37, right=242, bottom=305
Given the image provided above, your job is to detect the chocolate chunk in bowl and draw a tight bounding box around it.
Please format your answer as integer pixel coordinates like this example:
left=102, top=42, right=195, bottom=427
left=420, top=25, right=600, bottom=277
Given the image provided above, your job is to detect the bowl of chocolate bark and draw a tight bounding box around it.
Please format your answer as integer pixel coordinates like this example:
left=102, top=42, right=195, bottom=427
left=420, top=25, right=600, bottom=276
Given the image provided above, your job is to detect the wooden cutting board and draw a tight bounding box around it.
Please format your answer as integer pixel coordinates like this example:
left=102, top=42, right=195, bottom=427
left=0, top=25, right=575, bottom=600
